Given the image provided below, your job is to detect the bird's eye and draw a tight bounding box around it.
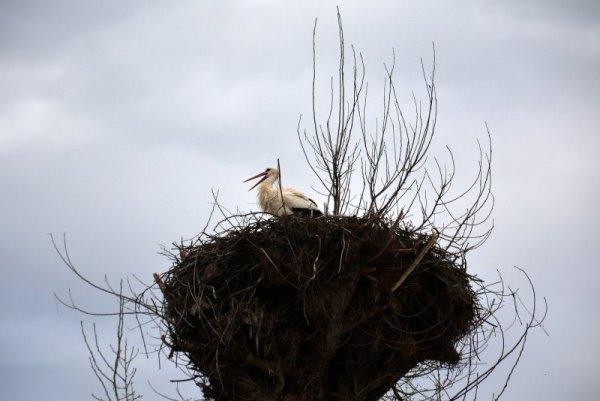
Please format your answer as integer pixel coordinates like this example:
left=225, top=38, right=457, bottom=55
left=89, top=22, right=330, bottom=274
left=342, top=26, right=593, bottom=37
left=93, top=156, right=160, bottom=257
left=266, top=168, right=271, bottom=172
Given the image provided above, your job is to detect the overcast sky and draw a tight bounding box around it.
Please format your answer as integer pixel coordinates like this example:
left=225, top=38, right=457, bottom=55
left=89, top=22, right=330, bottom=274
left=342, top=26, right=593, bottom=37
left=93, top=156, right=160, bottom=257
left=1, top=1, right=599, bottom=400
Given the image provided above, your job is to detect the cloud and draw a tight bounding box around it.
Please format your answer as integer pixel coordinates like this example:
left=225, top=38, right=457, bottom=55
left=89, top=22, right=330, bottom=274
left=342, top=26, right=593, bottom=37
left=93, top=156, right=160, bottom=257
left=1, top=1, right=598, bottom=400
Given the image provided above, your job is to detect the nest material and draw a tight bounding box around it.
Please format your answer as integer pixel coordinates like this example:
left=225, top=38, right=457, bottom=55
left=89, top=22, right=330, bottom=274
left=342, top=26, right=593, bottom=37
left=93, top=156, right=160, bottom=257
left=161, top=216, right=477, bottom=401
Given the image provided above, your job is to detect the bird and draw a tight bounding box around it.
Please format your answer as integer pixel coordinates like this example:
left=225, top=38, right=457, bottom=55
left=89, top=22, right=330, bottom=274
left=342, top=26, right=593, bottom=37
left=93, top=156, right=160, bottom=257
left=244, top=167, right=322, bottom=217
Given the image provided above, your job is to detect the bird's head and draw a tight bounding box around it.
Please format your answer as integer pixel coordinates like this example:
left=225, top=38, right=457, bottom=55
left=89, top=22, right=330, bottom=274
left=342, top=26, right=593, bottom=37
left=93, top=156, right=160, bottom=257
left=243, top=167, right=279, bottom=190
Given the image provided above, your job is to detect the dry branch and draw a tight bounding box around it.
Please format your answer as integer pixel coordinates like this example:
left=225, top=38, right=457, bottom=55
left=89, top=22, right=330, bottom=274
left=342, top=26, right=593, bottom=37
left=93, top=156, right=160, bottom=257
left=160, top=215, right=476, bottom=401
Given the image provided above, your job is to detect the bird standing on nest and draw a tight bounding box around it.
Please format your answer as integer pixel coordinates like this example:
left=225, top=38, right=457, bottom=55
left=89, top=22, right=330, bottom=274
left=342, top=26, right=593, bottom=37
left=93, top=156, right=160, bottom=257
left=244, top=167, right=322, bottom=217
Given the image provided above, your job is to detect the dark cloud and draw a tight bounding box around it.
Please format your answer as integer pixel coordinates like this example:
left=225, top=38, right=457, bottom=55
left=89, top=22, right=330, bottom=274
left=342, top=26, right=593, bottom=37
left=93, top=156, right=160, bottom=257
left=0, top=0, right=144, bottom=60
left=494, top=0, right=600, bottom=26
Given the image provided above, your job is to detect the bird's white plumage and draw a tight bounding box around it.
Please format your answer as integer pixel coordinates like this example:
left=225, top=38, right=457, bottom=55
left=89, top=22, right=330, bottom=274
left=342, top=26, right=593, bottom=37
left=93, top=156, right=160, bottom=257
left=244, top=167, right=322, bottom=217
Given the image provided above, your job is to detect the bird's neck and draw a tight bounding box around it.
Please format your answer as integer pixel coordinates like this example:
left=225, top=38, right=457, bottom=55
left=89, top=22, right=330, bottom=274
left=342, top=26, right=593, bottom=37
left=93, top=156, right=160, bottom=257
left=257, top=179, right=282, bottom=207
left=261, top=175, right=278, bottom=189
left=258, top=179, right=278, bottom=196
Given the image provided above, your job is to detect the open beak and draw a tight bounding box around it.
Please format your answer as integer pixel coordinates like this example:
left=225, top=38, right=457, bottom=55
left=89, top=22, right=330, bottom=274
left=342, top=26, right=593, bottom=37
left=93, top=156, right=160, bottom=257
left=243, top=171, right=267, bottom=191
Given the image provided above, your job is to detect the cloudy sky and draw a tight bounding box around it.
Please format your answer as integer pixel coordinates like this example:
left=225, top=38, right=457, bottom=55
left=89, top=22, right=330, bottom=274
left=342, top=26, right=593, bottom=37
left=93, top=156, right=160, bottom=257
left=1, top=1, right=598, bottom=400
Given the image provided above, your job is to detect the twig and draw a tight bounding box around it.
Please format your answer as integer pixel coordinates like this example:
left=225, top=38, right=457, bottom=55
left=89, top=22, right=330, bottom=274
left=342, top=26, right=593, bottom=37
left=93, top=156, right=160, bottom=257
left=392, top=229, right=438, bottom=292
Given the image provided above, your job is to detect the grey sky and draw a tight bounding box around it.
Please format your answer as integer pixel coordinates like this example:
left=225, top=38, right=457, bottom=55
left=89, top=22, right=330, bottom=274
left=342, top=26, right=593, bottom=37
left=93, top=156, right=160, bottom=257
left=1, top=1, right=598, bottom=400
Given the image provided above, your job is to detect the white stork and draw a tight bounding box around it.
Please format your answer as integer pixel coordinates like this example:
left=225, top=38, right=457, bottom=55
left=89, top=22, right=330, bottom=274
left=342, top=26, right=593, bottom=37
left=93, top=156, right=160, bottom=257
left=244, top=167, right=322, bottom=217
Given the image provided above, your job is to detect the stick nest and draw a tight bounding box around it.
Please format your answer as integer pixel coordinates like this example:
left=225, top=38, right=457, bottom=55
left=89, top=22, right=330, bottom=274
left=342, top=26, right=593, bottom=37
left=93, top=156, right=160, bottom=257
left=160, top=216, right=477, bottom=401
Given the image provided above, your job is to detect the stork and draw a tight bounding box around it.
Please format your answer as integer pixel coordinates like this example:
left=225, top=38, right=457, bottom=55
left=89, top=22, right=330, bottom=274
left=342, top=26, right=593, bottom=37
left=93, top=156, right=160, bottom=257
left=244, top=167, right=322, bottom=217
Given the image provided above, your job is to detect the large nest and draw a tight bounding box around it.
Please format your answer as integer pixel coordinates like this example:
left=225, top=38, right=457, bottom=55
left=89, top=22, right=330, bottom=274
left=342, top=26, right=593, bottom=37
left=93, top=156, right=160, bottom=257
left=160, top=216, right=477, bottom=401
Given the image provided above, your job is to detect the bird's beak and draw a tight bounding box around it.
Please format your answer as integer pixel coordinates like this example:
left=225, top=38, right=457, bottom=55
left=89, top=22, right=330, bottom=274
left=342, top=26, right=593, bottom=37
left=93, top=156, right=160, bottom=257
left=243, top=171, right=267, bottom=191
